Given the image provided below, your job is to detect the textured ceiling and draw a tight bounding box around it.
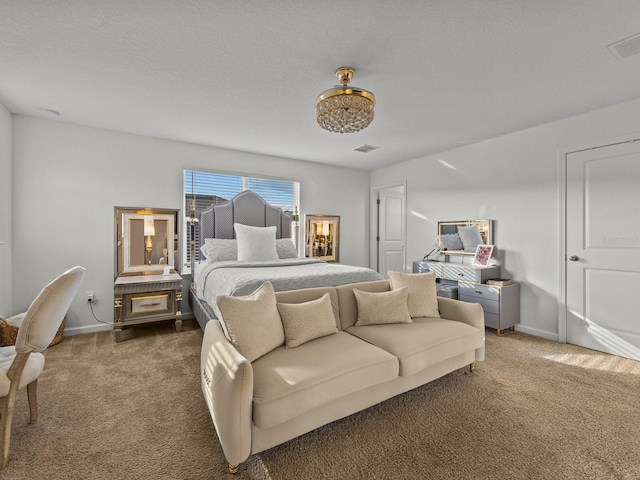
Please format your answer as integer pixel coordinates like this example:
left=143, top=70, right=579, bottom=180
left=2, top=1, right=640, bottom=171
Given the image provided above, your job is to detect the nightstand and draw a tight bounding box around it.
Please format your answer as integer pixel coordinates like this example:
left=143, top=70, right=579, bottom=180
left=113, top=273, right=183, bottom=342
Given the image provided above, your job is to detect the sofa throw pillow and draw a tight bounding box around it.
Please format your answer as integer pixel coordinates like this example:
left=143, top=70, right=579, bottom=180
left=234, top=223, right=279, bottom=262
left=457, top=225, right=484, bottom=251
left=216, top=282, right=285, bottom=362
left=277, top=293, right=338, bottom=348
left=353, top=287, right=412, bottom=326
left=276, top=238, right=299, bottom=259
left=388, top=270, right=440, bottom=318
left=200, top=238, right=238, bottom=262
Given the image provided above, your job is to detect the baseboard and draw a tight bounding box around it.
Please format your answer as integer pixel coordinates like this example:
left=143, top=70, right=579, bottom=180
left=63, top=323, right=113, bottom=336
left=63, top=314, right=196, bottom=337
left=515, top=325, right=559, bottom=342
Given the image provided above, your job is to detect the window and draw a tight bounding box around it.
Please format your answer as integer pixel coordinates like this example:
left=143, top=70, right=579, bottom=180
left=183, top=170, right=300, bottom=272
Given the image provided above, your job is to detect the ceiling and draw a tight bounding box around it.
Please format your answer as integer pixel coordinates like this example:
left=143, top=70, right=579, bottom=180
left=2, top=1, right=640, bottom=171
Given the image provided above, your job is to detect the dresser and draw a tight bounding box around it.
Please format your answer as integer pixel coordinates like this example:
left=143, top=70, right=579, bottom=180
left=413, top=261, right=520, bottom=335
left=113, top=273, right=183, bottom=342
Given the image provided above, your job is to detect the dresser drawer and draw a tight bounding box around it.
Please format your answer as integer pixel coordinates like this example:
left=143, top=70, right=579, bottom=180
left=127, top=293, right=172, bottom=317
left=459, top=295, right=500, bottom=315
left=458, top=283, right=500, bottom=302
left=413, top=261, right=441, bottom=275
left=440, top=264, right=480, bottom=282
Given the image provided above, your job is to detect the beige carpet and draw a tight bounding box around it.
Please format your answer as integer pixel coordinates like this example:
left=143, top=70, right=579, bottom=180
left=3, top=321, right=639, bottom=480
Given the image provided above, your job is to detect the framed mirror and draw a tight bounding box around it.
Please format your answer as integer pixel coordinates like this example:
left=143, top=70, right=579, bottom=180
left=437, top=219, right=493, bottom=256
left=115, top=207, right=180, bottom=277
left=305, top=214, right=340, bottom=263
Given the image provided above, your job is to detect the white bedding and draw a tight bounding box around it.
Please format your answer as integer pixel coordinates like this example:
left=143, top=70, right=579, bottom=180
left=194, top=258, right=382, bottom=319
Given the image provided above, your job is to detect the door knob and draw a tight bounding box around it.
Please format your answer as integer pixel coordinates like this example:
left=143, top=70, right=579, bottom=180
left=569, top=255, right=579, bottom=261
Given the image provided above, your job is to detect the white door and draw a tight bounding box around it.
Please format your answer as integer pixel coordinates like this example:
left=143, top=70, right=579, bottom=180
left=377, top=186, right=405, bottom=277
left=566, top=140, right=640, bottom=361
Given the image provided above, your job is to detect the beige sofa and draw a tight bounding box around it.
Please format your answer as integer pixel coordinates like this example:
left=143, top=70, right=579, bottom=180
left=200, top=279, right=485, bottom=474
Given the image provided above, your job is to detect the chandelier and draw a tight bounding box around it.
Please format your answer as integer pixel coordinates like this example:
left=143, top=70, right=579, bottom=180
left=316, top=67, right=376, bottom=134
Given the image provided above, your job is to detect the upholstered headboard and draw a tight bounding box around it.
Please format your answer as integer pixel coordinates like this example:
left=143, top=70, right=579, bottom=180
left=199, top=190, right=292, bottom=252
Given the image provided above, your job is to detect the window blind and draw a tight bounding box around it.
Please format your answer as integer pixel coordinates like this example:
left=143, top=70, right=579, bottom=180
left=183, top=170, right=300, bottom=271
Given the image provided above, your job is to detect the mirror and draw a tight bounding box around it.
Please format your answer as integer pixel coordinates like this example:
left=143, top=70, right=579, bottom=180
left=115, top=207, right=180, bottom=276
left=305, top=215, right=340, bottom=263
left=437, top=220, right=493, bottom=256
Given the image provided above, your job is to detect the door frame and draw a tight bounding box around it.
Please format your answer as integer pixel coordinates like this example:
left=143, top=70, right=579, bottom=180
left=558, top=132, right=640, bottom=343
left=370, top=182, right=407, bottom=273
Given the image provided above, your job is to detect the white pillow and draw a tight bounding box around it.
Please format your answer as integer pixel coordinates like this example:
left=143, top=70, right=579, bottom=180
left=276, top=238, right=299, bottom=259
left=234, top=223, right=279, bottom=262
left=200, top=238, right=238, bottom=262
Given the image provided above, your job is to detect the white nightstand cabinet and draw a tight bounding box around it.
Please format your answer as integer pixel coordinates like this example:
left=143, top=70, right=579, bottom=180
left=413, top=261, right=520, bottom=335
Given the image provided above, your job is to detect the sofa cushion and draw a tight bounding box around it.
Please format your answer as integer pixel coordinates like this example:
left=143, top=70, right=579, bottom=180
left=346, top=317, right=483, bottom=377
left=251, top=331, right=398, bottom=429
left=388, top=271, right=440, bottom=318
left=353, top=288, right=412, bottom=326
left=277, top=293, right=338, bottom=348
left=216, top=282, right=285, bottom=362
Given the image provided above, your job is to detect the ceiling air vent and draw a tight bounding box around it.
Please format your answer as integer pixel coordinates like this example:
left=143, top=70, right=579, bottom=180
left=353, top=144, right=380, bottom=153
left=608, top=32, right=640, bottom=60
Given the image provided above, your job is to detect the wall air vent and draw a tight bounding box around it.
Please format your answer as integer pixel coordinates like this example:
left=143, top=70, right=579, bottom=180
left=353, top=144, right=380, bottom=153
left=607, top=32, right=640, bottom=60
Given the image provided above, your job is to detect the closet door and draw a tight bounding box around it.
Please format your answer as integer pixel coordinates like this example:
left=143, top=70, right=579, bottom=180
left=566, top=140, right=640, bottom=360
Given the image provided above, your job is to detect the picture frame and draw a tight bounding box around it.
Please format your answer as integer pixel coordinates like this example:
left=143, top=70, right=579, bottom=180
left=472, top=244, right=494, bottom=267
left=304, top=214, right=340, bottom=263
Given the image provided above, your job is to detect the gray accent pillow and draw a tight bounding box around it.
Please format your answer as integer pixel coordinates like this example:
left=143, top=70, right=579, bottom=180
left=457, top=225, right=484, bottom=251
left=440, top=233, right=464, bottom=251
left=353, top=287, right=412, bottom=326
left=276, top=238, right=299, bottom=259
left=277, top=293, right=338, bottom=348
left=200, top=238, right=237, bottom=262
left=216, top=282, right=285, bottom=362
left=388, top=270, right=440, bottom=318
left=234, top=223, right=279, bottom=261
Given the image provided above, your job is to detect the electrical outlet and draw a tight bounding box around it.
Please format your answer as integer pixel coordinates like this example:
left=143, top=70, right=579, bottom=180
left=87, top=291, right=96, bottom=303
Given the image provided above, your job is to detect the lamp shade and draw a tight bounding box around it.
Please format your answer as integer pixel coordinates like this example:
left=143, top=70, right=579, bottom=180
left=144, top=216, right=156, bottom=236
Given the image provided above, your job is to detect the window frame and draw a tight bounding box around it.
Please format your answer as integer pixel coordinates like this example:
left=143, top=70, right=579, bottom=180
left=182, top=169, right=300, bottom=274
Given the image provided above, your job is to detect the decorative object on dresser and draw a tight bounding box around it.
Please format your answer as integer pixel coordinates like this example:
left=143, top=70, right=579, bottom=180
left=472, top=244, right=494, bottom=266
left=114, top=207, right=182, bottom=342
left=413, top=260, right=519, bottom=335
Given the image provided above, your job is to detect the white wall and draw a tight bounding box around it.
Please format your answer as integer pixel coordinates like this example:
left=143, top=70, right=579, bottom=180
left=371, top=97, right=640, bottom=340
left=0, top=102, right=11, bottom=317
left=12, top=115, right=371, bottom=335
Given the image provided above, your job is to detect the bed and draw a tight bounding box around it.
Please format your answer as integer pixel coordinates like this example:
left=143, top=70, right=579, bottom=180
left=188, top=190, right=382, bottom=330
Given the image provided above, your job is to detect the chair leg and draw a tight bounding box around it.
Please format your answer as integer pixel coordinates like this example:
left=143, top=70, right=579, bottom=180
left=0, top=391, right=17, bottom=469
left=27, top=380, right=38, bottom=424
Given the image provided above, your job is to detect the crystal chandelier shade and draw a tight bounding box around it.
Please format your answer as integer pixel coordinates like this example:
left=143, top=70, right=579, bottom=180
left=316, top=67, right=375, bottom=134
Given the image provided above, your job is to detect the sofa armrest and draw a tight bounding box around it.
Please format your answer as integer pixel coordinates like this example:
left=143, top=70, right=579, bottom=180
left=437, top=297, right=485, bottom=362
left=201, top=320, right=254, bottom=467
